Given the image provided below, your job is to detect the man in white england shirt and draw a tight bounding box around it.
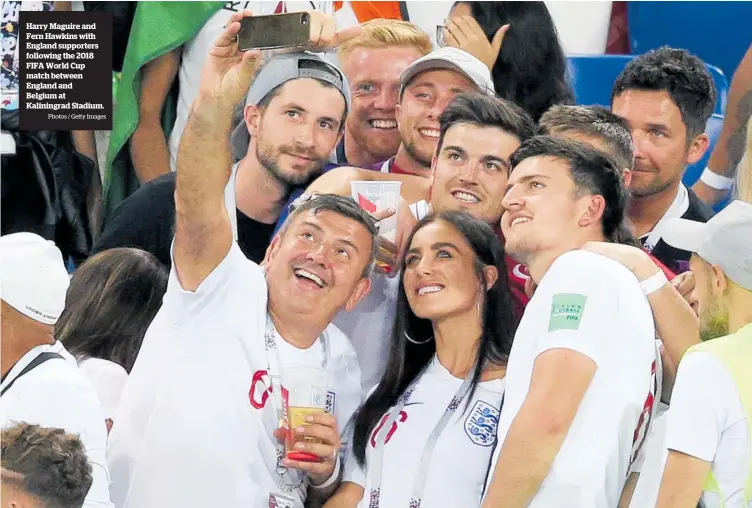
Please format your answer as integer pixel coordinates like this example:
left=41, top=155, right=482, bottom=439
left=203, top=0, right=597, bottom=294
left=482, top=136, right=658, bottom=508
left=655, top=200, right=752, bottom=508
left=106, top=12, right=377, bottom=508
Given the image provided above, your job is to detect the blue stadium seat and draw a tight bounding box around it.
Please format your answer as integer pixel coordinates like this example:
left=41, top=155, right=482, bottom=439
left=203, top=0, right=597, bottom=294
left=627, top=1, right=751, bottom=87
left=567, top=55, right=728, bottom=115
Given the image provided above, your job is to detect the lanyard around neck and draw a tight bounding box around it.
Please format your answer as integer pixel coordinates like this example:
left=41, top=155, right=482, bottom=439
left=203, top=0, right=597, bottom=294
left=263, top=315, right=329, bottom=492
left=366, top=359, right=476, bottom=507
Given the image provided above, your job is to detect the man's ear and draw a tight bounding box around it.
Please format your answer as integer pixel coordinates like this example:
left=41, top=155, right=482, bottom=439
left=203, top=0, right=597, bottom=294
left=577, top=195, right=607, bottom=229
left=264, top=233, right=283, bottom=268
left=483, top=265, right=499, bottom=290
left=245, top=104, right=262, bottom=137
left=686, top=132, right=710, bottom=165
left=622, top=168, right=633, bottom=188
left=709, top=263, right=729, bottom=295
left=344, top=277, right=372, bottom=311
left=395, top=102, right=403, bottom=128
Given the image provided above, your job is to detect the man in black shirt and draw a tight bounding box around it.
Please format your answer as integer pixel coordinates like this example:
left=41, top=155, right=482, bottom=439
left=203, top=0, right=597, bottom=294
left=612, top=47, right=716, bottom=274
left=93, top=51, right=350, bottom=267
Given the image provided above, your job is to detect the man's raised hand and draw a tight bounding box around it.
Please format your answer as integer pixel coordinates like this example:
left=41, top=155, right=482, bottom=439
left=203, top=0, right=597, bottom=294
left=305, top=11, right=362, bottom=52
left=199, top=10, right=263, bottom=110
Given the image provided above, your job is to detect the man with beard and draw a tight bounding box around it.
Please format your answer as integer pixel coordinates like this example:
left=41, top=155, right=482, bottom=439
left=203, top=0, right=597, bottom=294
left=611, top=47, right=717, bottom=274
left=273, top=45, right=497, bottom=216
left=655, top=200, right=752, bottom=508
left=92, top=50, right=350, bottom=268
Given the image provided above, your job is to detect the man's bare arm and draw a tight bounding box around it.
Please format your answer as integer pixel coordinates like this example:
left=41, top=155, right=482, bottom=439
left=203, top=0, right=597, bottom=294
left=617, top=472, right=640, bottom=508
left=322, top=482, right=364, bottom=508
left=306, top=166, right=430, bottom=203
left=693, top=44, right=752, bottom=205
left=482, top=349, right=596, bottom=508
left=130, top=49, right=181, bottom=183
left=655, top=450, right=710, bottom=508
left=582, top=242, right=700, bottom=398
left=173, top=11, right=261, bottom=291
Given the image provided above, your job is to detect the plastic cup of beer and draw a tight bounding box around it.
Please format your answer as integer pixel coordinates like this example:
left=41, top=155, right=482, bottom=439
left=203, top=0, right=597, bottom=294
left=351, top=181, right=402, bottom=272
left=283, top=366, right=328, bottom=462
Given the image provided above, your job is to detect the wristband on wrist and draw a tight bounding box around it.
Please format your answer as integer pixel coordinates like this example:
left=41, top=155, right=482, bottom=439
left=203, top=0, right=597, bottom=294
left=700, top=167, right=734, bottom=190
left=640, top=270, right=669, bottom=296
left=310, top=455, right=341, bottom=490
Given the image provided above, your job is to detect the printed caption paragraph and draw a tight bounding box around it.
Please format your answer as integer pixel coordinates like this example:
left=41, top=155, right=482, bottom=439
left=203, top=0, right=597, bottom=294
left=19, top=11, right=112, bottom=130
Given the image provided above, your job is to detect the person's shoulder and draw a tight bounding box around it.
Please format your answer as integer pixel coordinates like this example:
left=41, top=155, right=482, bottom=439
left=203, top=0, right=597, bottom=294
left=544, top=249, right=641, bottom=295
left=685, top=187, right=715, bottom=222
left=78, top=357, right=129, bottom=383
left=549, top=249, right=631, bottom=278
left=325, top=322, right=358, bottom=357
left=11, top=353, right=102, bottom=416
left=324, top=323, right=362, bottom=380
left=96, top=172, right=176, bottom=237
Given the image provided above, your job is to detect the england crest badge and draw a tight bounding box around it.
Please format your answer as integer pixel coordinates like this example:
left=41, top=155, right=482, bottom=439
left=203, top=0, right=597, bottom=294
left=464, top=400, right=499, bottom=447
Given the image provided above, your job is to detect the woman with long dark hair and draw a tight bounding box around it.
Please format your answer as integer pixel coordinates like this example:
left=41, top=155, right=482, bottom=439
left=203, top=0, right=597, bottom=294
left=325, top=211, right=516, bottom=507
left=56, top=247, right=168, bottom=430
left=441, top=1, right=574, bottom=122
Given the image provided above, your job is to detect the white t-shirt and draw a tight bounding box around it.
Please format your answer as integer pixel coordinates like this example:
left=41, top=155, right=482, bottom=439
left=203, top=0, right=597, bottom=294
left=664, top=351, right=751, bottom=508
left=343, top=356, right=505, bottom=507
left=78, top=357, right=129, bottom=422
left=167, top=1, right=338, bottom=172
left=333, top=200, right=430, bottom=391
left=106, top=242, right=363, bottom=508
left=0, top=342, right=114, bottom=508
left=485, top=250, right=657, bottom=508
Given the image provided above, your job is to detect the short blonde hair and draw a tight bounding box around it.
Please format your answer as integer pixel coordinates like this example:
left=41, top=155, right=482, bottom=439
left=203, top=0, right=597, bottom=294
left=735, top=115, right=752, bottom=202
left=337, top=19, right=432, bottom=62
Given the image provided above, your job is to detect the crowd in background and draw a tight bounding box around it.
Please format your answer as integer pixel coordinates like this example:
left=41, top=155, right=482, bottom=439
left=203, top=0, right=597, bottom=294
left=1, top=2, right=752, bottom=508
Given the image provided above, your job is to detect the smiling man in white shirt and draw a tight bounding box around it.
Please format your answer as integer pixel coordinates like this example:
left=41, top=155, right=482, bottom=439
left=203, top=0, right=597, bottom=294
left=482, top=136, right=658, bottom=508
left=106, top=12, right=378, bottom=508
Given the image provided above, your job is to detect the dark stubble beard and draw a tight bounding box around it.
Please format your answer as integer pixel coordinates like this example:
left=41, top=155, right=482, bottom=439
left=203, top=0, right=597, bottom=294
left=403, top=135, right=434, bottom=169
left=255, top=138, right=327, bottom=189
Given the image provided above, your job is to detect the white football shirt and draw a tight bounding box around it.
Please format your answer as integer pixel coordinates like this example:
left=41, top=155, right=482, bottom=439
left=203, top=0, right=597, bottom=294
left=107, top=243, right=363, bottom=508
left=485, top=250, right=657, bottom=508
left=664, top=351, right=751, bottom=508
left=343, top=356, right=505, bottom=507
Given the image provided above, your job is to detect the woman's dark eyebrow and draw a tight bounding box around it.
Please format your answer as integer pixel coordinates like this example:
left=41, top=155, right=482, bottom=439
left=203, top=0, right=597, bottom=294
left=407, top=241, right=459, bottom=256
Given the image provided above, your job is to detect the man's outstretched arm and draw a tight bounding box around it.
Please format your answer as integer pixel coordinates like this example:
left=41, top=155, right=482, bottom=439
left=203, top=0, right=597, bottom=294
left=173, top=10, right=261, bottom=291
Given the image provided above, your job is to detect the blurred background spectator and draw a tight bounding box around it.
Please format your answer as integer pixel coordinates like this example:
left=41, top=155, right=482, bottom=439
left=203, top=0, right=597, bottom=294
left=55, top=248, right=168, bottom=431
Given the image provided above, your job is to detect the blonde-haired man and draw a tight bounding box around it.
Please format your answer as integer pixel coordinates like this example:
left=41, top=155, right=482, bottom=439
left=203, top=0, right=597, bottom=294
left=335, top=19, right=432, bottom=168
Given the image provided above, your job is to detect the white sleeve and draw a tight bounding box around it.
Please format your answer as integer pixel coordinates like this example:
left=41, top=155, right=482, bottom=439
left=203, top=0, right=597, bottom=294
left=664, top=352, right=737, bottom=462
left=342, top=438, right=367, bottom=487
left=533, top=251, right=619, bottom=366
left=162, top=241, right=264, bottom=322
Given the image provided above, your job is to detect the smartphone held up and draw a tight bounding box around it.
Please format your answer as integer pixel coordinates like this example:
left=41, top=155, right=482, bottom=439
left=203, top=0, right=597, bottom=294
left=237, top=12, right=311, bottom=51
